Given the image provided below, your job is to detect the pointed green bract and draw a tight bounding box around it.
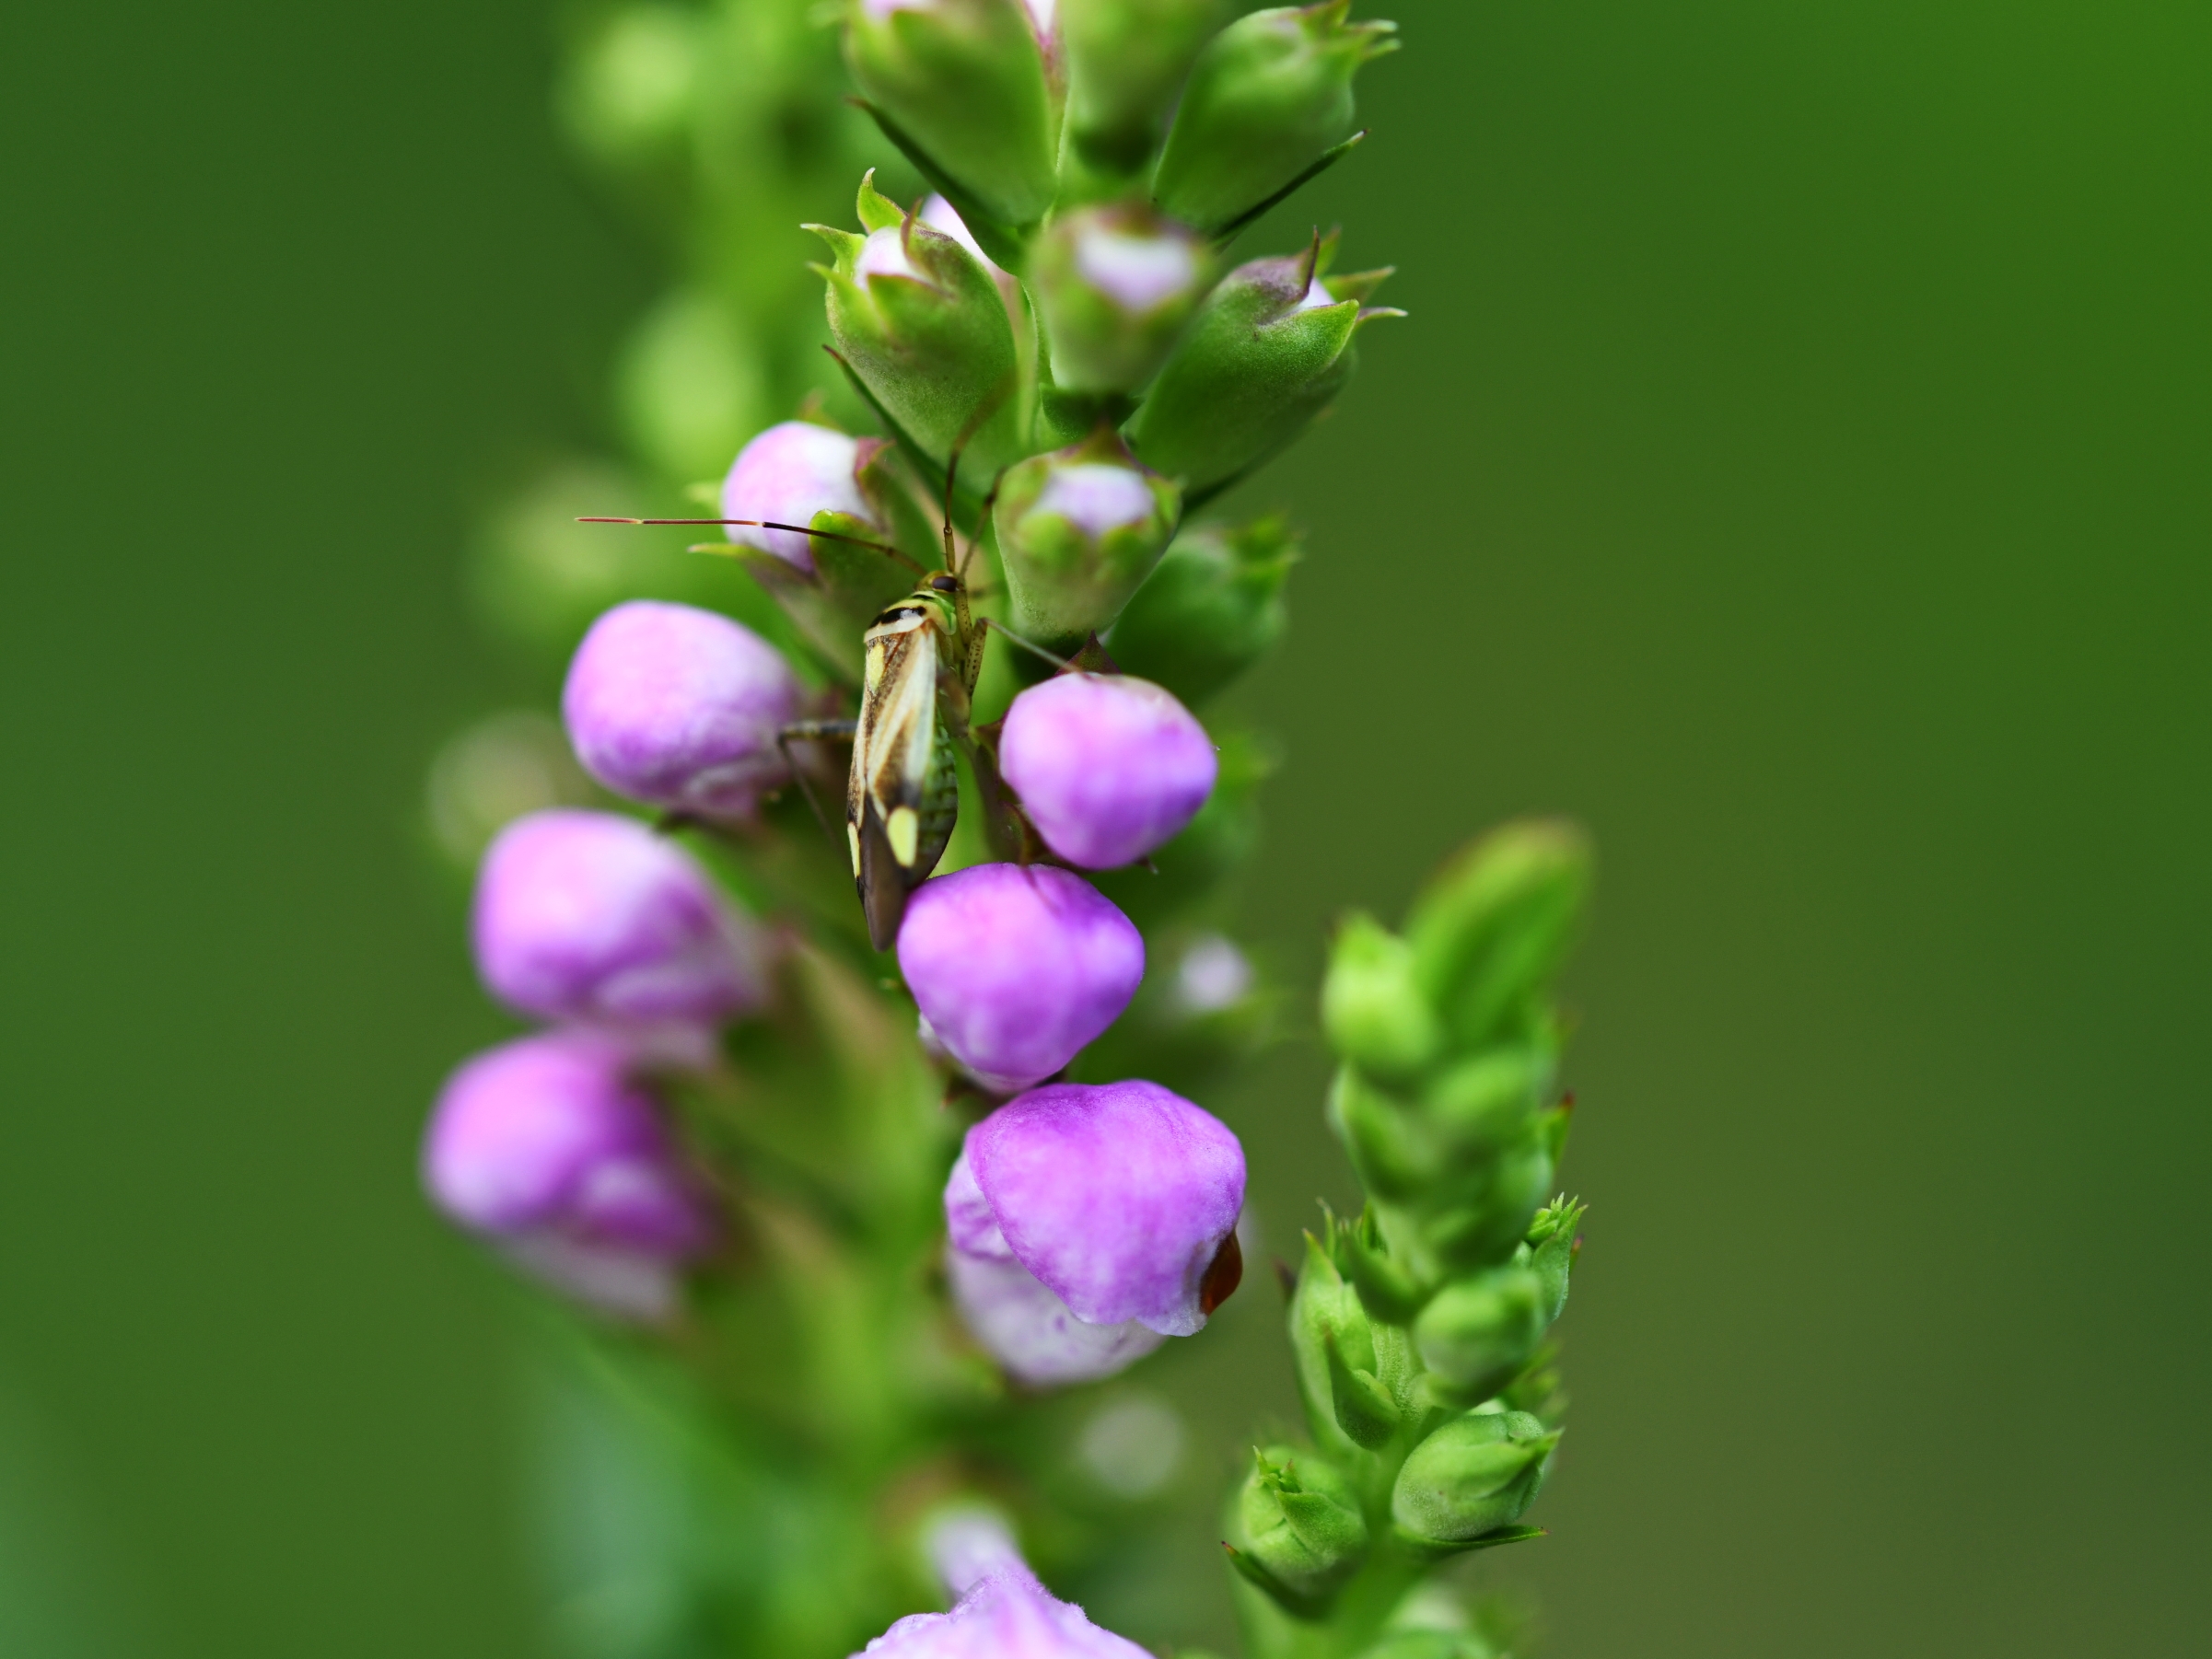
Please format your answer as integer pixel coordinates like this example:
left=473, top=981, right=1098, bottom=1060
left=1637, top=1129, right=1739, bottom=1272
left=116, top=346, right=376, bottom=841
left=812, top=176, right=1026, bottom=482
left=1153, top=2, right=1399, bottom=232
left=1124, top=249, right=1382, bottom=496
left=843, top=0, right=1061, bottom=233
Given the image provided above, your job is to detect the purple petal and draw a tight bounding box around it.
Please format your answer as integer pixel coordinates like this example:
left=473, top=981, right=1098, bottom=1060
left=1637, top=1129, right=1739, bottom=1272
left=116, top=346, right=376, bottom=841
left=965, top=1081, right=1244, bottom=1337
left=563, top=600, right=804, bottom=818
left=719, top=421, right=875, bottom=570
left=855, top=1554, right=1151, bottom=1659
left=896, top=864, right=1143, bottom=1093
left=945, top=1246, right=1165, bottom=1386
left=998, top=676, right=1217, bottom=869
left=472, top=809, right=765, bottom=1031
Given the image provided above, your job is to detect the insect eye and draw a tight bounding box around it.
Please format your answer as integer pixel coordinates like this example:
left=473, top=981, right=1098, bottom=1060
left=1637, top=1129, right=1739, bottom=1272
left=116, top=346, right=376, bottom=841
left=931, top=575, right=959, bottom=593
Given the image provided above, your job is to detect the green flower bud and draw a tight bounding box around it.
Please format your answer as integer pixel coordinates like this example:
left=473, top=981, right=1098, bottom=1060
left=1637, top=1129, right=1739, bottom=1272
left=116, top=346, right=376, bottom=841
left=1124, top=247, right=1391, bottom=498
left=1286, top=1231, right=1375, bottom=1457
left=1062, top=0, right=1228, bottom=174
left=1412, top=1267, right=1546, bottom=1404
left=1153, top=2, right=1398, bottom=233
left=1327, top=1063, right=1438, bottom=1204
left=1391, top=1410, right=1558, bottom=1548
left=1031, top=203, right=1214, bottom=393
left=1418, top=1048, right=1544, bottom=1156
left=1357, top=1634, right=1502, bottom=1659
left=1404, top=819, right=1592, bottom=1051
left=1415, top=1123, right=1556, bottom=1273
left=843, top=0, right=1061, bottom=234
left=992, top=429, right=1182, bottom=649
left=1105, top=515, right=1296, bottom=705
left=810, top=174, right=1025, bottom=480
left=1229, top=1445, right=1369, bottom=1607
left=1321, top=912, right=1440, bottom=1084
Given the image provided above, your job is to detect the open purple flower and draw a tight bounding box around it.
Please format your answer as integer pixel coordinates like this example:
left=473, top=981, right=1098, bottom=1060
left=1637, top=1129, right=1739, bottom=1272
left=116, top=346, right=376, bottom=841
left=944, top=1080, right=1246, bottom=1385
left=896, top=864, right=1143, bottom=1094
left=472, top=809, right=766, bottom=1050
left=563, top=599, right=805, bottom=819
left=718, top=420, right=879, bottom=572
left=856, top=1515, right=1149, bottom=1659
left=423, top=1032, right=718, bottom=1318
left=999, top=674, right=1217, bottom=868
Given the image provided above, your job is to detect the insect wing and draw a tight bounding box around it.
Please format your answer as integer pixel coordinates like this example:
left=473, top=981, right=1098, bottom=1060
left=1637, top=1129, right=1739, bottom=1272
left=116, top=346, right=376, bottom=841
left=850, top=609, right=947, bottom=947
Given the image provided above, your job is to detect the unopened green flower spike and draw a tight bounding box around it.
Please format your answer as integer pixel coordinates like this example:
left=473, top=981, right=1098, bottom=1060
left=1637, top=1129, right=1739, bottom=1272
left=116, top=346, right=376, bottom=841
left=810, top=172, right=1026, bottom=481
left=843, top=0, right=1062, bottom=238
left=1153, top=2, right=1400, bottom=233
left=991, top=427, right=1182, bottom=651
left=1124, top=238, right=1397, bottom=498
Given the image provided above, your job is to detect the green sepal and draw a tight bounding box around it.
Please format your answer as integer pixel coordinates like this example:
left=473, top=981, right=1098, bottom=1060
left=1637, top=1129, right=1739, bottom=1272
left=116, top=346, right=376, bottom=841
left=1526, top=1195, right=1587, bottom=1325
left=1123, top=244, right=1372, bottom=497
left=1323, top=1328, right=1402, bottom=1449
left=1153, top=2, right=1399, bottom=234
left=1418, top=1048, right=1547, bottom=1158
left=1391, top=1410, right=1559, bottom=1548
left=842, top=0, right=1060, bottom=235
left=1327, top=1063, right=1441, bottom=1204
left=1322, top=912, right=1441, bottom=1085
left=1223, top=1542, right=1333, bottom=1622
left=1286, top=1231, right=1375, bottom=1457
left=1105, top=514, right=1297, bottom=706
left=1325, top=1203, right=1426, bottom=1325
left=1404, top=819, right=1592, bottom=1051
left=992, top=427, right=1182, bottom=651
left=1388, top=1525, right=1547, bottom=1567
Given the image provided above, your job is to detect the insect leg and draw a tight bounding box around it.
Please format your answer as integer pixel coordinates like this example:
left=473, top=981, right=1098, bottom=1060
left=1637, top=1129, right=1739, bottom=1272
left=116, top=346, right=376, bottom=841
left=776, top=718, right=858, bottom=842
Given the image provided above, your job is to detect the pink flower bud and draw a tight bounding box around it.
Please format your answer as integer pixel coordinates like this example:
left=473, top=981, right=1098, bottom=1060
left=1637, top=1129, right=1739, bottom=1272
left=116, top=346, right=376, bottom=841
left=999, top=675, right=1217, bottom=868
left=896, top=864, right=1143, bottom=1094
left=472, top=809, right=767, bottom=1046
left=718, top=421, right=879, bottom=571
left=563, top=600, right=805, bottom=819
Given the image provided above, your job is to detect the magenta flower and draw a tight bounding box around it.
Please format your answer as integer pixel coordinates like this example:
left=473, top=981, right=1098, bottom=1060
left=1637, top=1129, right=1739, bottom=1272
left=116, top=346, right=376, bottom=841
left=563, top=599, right=805, bottom=819
left=856, top=1514, right=1149, bottom=1659
left=472, top=809, right=766, bottom=1048
left=718, top=420, right=879, bottom=571
left=896, top=864, right=1144, bottom=1094
left=998, top=675, right=1217, bottom=868
left=422, top=1032, right=718, bottom=1318
left=944, top=1080, right=1246, bottom=1385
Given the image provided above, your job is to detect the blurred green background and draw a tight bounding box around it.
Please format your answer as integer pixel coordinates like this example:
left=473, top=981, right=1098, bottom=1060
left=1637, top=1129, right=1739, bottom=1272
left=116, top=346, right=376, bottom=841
left=3, top=1, right=2206, bottom=1655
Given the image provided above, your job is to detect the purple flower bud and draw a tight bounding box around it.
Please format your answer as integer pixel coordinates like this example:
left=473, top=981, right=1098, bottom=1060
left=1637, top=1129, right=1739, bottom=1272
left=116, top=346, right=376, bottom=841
left=856, top=1525, right=1147, bottom=1659
left=896, top=864, right=1144, bottom=1094
left=718, top=420, right=878, bottom=571
left=423, top=1033, right=718, bottom=1318
left=943, top=1080, right=1245, bottom=1385
left=472, top=809, right=767, bottom=1043
left=998, top=675, right=1217, bottom=869
left=563, top=600, right=805, bottom=819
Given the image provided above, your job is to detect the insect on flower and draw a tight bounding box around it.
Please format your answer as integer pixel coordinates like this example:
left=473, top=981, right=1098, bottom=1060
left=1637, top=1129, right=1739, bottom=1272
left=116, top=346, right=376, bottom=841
left=580, top=470, right=996, bottom=950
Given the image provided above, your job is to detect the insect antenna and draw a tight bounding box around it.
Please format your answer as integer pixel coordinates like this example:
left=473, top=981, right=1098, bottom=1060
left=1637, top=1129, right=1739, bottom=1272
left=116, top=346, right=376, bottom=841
left=979, top=618, right=1084, bottom=675
left=576, top=516, right=926, bottom=576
